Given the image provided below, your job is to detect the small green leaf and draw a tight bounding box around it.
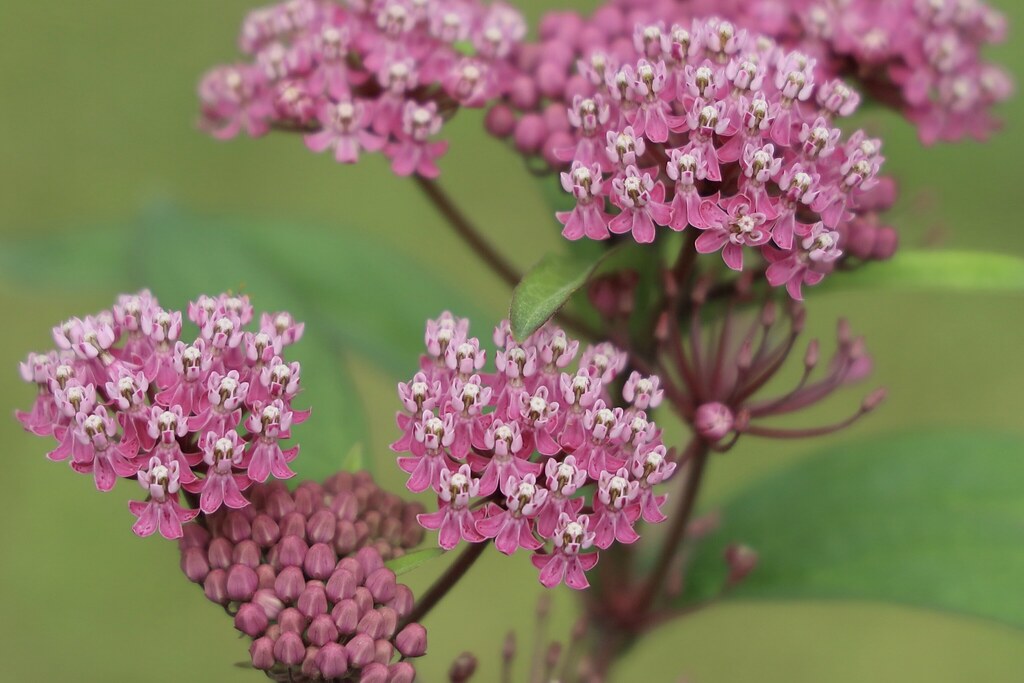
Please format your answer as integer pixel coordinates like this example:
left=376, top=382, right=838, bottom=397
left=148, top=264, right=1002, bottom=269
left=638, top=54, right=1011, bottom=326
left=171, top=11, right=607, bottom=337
left=343, top=444, right=367, bottom=473
left=385, top=547, right=447, bottom=576
left=510, top=244, right=621, bottom=341
left=680, top=430, right=1024, bottom=627
left=829, top=250, right=1024, bottom=293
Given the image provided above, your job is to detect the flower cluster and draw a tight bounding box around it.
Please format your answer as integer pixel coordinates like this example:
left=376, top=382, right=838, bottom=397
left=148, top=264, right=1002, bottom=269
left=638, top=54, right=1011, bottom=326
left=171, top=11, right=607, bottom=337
left=602, top=0, right=1013, bottom=143
left=200, top=0, right=525, bottom=178
left=180, top=472, right=428, bottom=682
left=15, top=291, right=308, bottom=539
left=487, top=14, right=899, bottom=297
left=393, top=313, right=677, bottom=590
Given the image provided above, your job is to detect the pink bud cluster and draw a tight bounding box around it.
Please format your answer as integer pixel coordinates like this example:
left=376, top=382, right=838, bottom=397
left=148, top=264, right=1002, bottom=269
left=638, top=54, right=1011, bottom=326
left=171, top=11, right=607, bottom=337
left=601, top=0, right=1013, bottom=143
left=199, top=0, right=526, bottom=178
left=180, top=473, right=428, bottom=683
left=15, top=291, right=308, bottom=540
left=488, top=15, right=899, bottom=298
left=393, top=313, right=677, bottom=590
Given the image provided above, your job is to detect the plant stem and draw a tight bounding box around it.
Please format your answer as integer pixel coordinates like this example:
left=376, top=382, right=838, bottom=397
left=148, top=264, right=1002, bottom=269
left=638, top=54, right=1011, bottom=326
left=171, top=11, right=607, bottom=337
left=633, top=437, right=710, bottom=616
left=413, top=176, right=521, bottom=287
left=399, top=542, right=487, bottom=628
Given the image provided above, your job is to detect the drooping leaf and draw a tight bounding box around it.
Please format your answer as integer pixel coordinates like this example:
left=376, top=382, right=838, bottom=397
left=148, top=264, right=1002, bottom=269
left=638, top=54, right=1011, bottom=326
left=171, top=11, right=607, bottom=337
left=510, top=244, right=621, bottom=341
left=385, top=547, right=447, bottom=576
left=680, top=430, right=1024, bottom=627
left=827, top=251, right=1024, bottom=294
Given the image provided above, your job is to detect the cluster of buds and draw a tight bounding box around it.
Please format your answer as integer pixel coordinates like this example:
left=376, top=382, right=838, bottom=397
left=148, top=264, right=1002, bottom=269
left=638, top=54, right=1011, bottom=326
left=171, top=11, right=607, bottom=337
left=180, top=472, right=429, bottom=682
left=487, top=14, right=898, bottom=298
left=199, top=0, right=526, bottom=178
left=602, top=0, right=1013, bottom=143
left=393, top=313, right=677, bottom=590
left=15, top=290, right=307, bottom=539
left=656, top=278, right=886, bottom=447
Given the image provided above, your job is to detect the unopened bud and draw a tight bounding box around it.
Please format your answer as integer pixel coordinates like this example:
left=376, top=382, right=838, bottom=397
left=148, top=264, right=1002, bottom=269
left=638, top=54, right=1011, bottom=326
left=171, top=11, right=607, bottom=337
left=234, top=602, right=269, bottom=637
left=304, top=542, right=338, bottom=581
left=251, top=514, right=280, bottom=548
left=278, top=606, right=308, bottom=634
left=804, top=339, right=820, bottom=369
left=347, top=633, right=376, bottom=668
left=274, top=566, right=305, bottom=604
left=306, top=509, right=336, bottom=544
left=725, top=543, right=759, bottom=585
left=297, top=582, right=329, bottom=618
left=273, top=631, right=306, bottom=667
left=180, top=547, right=210, bottom=584
left=332, top=599, right=361, bottom=634
left=307, top=613, right=339, bottom=647
left=226, top=563, right=258, bottom=602
left=396, top=622, right=428, bottom=657
left=450, top=652, right=478, bottom=682
left=203, top=568, right=228, bottom=605
left=207, top=537, right=233, bottom=570
left=360, top=662, right=389, bottom=683
left=316, top=642, right=349, bottom=679
left=365, top=567, right=398, bottom=603
left=249, top=637, right=275, bottom=671
left=694, top=402, right=734, bottom=442
left=862, top=387, right=887, bottom=412
left=389, top=661, right=417, bottom=683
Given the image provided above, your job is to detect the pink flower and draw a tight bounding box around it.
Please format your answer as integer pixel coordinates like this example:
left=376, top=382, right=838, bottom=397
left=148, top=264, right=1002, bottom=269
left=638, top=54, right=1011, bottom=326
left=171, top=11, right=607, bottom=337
left=765, top=222, right=843, bottom=300
left=665, top=146, right=711, bottom=231
left=591, top=468, right=640, bottom=549
left=696, top=194, right=771, bottom=271
left=399, top=410, right=456, bottom=493
left=244, top=400, right=300, bottom=483
left=608, top=165, right=673, bottom=244
left=129, top=457, right=198, bottom=540
left=417, top=465, right=484, bottom=550
left=186, top=431, right=251, bottom=515
left=557, top=162, right=611, bottom=241
left=629, top=446, right=677, bottom=524
left=622, top=372, right=664, bottom=411
left=156, top=340, right=213, bottom=415
left=387, top=101, right=449, bottom=178
left=537, top=456, right=586, bottom=538
left=476, top=474, right=548, bottom=554
left=198, top=65, right=273, bottom=140
left=305, top=100, right=384, bottom=163
left=70, top=407, right=139, bottom=492
left=530, top=514, right=599, bottom=590
left=470, top=420, right=540, bottom=496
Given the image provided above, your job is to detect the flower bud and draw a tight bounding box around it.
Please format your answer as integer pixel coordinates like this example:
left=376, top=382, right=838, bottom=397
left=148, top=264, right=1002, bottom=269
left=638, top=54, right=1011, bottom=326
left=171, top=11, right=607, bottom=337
left=389, top=662, right=416, bottom=683
left=332, top=598, right=361, bottom=634
left=376, top=606, right=398, bottom=639
left=278, top=607, right=308, bottom=634
left=234, top=602, right=269, bottom=637
left=301, top=645, right=321, bottom=681
left=872, top=226, right=898, bottom=261
left=353, top=586, right=374, bottom=614
left=449, top=652, right=478, bottom=682
left=387, top=584, right=415, bottom=619
left=207, top=537, right=234, bottom=570
left=725, top=543, right=759, bottom=585
left=298, top=582, right=329, bottom=618
left=359, top=662, right=389, bottom=683
left=694, top=402, right=734, bottom=442
left=252, top=588, right=284, bottom=620
left=332, top=494, right=358, bottom=522
left=280, top=511, right=308, bottom=541
left=180, top=524, right=210, bottom=550
left=265, top=489, right=296, bottom=520
left=327, top=568, right=358, bottom=603
left=306, top=510, right=336, bottom=544
left=862, top=387, right=888, bottom=412
left=203, top=568, right=229, bottom=605
left=364, top=567, right=397, bottom=603
left=251, top=514, right=281, bottom=548
left=307, top=613, right=340, bottom=647
left=256, top=563, right=276, bottom=589
left=223, top=511, right=252, bottom=543
left=277, top=535, right=309, bottom=568
left=227, top=563, right=259, bottom=602
left=316, top=642, right=349, bottom=679
left=334, top=520, right=359, bottom=555
left=356, top=546, right=384, bottom=576
left=514, top=113, right=547, bottom=154
left=304, top=542, right=338, bottom=580
left=374, top=638, right=393, bottom=664
left=485, top=104, right=516, bottom=138
left=180, top=546, right=210, bottom=584
left=273, top=631, right=306, bottom=667
left=232, top=539, right=262, bottom=569
left=249, top=637, right=275, bottom=671
left=357, top=609, right=385, bottom=639
left=346, top=633, right=376, bottom=668
left=396, top=623, right=428, bottom=658
left=337, top=556, right=364, bottom=584
left=274, top=565, right=305, bottom=604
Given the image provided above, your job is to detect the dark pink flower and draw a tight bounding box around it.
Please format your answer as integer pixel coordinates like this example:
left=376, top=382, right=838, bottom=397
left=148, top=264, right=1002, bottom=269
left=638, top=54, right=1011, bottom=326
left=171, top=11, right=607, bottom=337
left=129, top=457, right=198, bottom=539
left=417, top=465, right=485, bottom=550
left=530, top=513, right=599, bottom=590
left=696, top=194, right=771, bottom=271
left=608, top=165, right=673, bottom=244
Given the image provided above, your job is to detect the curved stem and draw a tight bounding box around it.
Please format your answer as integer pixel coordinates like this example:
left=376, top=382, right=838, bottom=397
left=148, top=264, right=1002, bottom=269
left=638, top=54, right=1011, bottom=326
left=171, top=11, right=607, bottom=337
left=413, top=176, right=521, bottom=287
left=399, top=542, right=487, bottom=627
left=633, top=438, right=710, bottom=616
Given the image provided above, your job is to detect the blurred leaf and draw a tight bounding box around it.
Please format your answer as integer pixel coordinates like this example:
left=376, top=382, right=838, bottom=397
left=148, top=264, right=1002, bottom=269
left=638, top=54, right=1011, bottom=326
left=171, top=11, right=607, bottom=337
left=828, top=251, right=1024, bottom=293
left=385, top=547, right=447, bottom=576
left=510, top=244, right=620, bottom=341
left=681, top=431, right=1024, bottom=628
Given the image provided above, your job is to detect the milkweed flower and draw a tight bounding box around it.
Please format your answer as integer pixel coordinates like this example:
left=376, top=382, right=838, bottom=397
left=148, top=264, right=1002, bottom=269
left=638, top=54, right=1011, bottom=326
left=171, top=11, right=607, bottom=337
left=14, top=291, right=308, bottom=539
left=178, top=472, right=428, bottom=682
left=199, top=0, right=526, bottom=178
left=393, top=313, right=677, bottom=590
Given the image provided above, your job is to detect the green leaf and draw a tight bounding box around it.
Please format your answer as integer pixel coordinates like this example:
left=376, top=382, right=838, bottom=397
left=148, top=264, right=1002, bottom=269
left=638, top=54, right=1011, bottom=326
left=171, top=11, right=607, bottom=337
left=510, top=244, right=620, bottom=341
left=828, top=251, right=1024, bottom=293
left=681, top=430, right=1024, bottom=627
left=385, top=547, right=446, bottom=576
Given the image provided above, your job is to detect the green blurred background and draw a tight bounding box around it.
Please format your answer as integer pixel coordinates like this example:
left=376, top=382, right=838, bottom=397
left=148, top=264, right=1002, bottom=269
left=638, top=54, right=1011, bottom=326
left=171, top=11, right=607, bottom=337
left=0, top=1, right=1022, bottom=681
